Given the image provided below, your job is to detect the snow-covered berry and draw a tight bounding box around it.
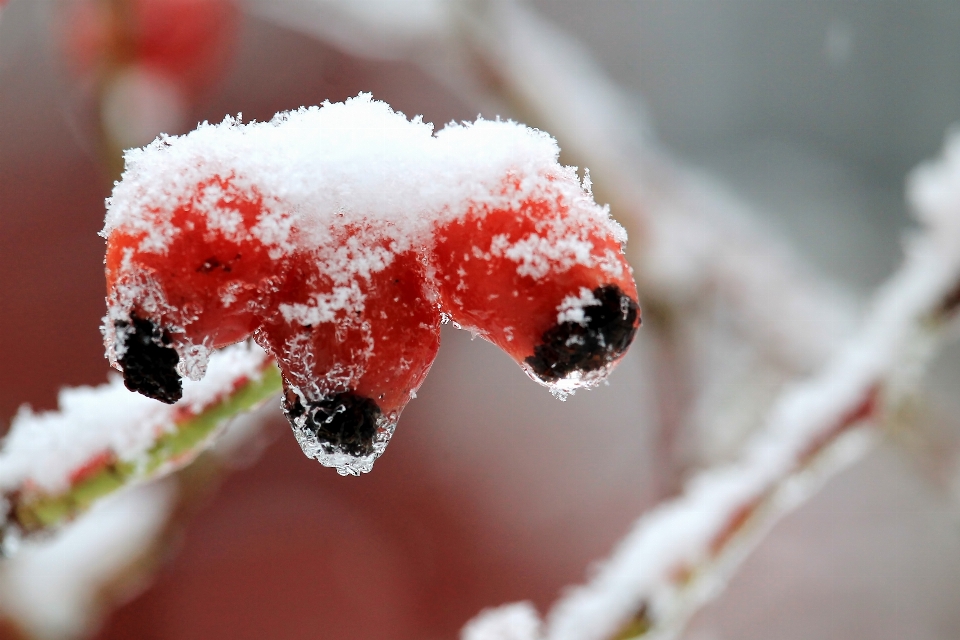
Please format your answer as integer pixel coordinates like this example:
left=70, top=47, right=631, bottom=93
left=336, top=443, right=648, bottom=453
left=101, top=95, right=640, bottom=474
left=431, top=172, right=639, bottom=394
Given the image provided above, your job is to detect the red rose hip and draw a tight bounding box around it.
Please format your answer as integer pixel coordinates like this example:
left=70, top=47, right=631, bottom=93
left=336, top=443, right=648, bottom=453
left=257, top=236, right=440, bottom=469
left=432, top=172, right=639, bottom=395
left=101, top=97, right=641, bottom=473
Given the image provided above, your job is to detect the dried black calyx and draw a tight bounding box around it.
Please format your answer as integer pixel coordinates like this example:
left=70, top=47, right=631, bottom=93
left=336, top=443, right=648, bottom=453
left=525, top=284, right=640, bottom=383
left=282, top=386, right=381, bottom=458
left=115, top=313, right=182, bottom=404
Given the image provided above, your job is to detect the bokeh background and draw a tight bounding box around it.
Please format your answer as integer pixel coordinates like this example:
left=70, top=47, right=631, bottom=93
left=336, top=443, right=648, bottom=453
left=2, top=2, right=960, bottom=639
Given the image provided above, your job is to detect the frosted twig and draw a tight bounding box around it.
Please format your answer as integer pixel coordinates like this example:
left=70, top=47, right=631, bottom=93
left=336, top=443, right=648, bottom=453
left=450, top=2, right=960, bottom=637
left=0, top=342, right=281, bottom=544
left=463, top=131, right=960, bottom=639
left=451, top=0, right=861, bottom=497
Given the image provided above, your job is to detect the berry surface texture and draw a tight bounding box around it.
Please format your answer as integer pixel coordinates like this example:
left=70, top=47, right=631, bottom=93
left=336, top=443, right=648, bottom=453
left=102, top=94, right=641, bottom=475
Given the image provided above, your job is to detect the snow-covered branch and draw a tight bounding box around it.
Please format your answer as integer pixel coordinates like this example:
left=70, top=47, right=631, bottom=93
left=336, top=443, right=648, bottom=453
left=0, top=342, right=279, bottom=544
left=455, top=1, right=857, bottom=377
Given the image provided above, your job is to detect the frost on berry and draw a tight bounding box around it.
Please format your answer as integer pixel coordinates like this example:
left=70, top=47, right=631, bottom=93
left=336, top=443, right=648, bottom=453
left=430, top=176, right=640, bottom=398
left=102, top=94, right=641, bottom=473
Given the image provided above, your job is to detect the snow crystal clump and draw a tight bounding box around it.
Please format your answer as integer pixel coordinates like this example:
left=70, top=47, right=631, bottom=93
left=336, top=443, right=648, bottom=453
left=556, top=288, right=601, bottom=326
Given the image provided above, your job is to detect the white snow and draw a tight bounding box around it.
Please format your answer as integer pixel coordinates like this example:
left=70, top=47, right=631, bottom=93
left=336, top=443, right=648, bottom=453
left=278, top=283, right=366, bottom=326
left=462, top=602, right=543, bottom=640
left=556, top=288, right=601, bottom=326
left=103, top=94, right=614, bottom=265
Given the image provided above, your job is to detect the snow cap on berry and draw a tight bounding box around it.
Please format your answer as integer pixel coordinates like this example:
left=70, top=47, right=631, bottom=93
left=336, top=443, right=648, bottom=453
left=103, top=93, right=617, bottom=258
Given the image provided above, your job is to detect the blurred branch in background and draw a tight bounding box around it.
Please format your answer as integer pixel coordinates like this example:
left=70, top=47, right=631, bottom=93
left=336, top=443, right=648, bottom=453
left=2, top=1, right=960, bottom=639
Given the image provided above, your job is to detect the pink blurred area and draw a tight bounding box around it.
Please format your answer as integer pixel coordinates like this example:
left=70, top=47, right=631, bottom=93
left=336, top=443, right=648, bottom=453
left=0, top=5, right=653, bottom=639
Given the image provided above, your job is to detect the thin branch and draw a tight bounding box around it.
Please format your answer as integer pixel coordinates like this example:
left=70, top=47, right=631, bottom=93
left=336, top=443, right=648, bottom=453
left=0, top=343, right=281, bottom=545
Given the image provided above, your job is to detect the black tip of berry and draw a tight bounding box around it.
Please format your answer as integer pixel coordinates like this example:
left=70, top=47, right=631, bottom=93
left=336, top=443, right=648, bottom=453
left=525, top=284, right=640, bottom=383
left=115, top=313, right=182, bottom=404
left=282, top=387, right=381, bottom=458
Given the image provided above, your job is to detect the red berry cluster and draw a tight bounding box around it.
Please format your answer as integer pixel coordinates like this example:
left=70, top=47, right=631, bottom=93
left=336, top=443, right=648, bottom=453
left=103, top=111, right=640, bottom=473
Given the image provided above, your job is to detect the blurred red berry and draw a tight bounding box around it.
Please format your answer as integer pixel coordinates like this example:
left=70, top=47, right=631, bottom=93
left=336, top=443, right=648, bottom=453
left=62, top=0, right=240, bottom=97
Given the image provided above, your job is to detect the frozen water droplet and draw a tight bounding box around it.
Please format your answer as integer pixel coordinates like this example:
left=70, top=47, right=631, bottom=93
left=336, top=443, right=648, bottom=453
left=281, top=383, right=399, bottom=475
